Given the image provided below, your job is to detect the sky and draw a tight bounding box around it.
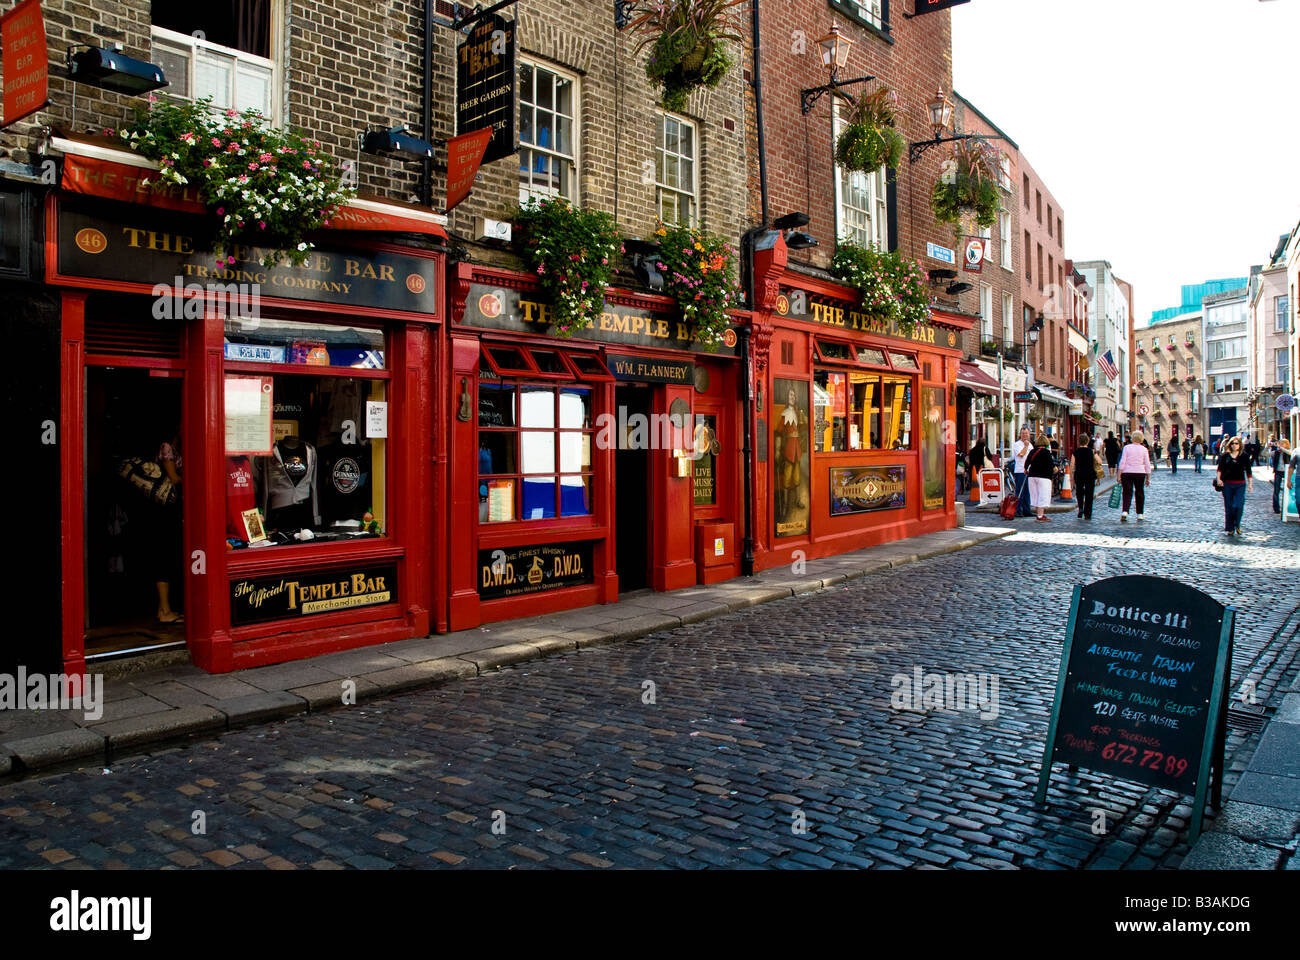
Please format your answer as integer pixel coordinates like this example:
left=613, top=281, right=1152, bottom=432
left=952, top=0, right=1300, bottom=326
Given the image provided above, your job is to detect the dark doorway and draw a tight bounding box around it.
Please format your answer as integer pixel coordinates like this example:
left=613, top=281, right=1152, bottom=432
left=85, top=366, right=186, bottom=658
left=614, top=384, right=651, bottom=591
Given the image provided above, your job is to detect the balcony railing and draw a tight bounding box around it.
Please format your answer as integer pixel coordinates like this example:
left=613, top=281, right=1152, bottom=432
left=979, top=339, right=1024, bottom=362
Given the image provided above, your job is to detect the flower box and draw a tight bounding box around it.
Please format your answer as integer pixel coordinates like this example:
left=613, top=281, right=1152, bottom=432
left=1153, top=379, right=1162, bottom=386
left=1136, top=347, right=1145, bottom=353
left=1136, top=380, right=1146, bottom=386
left=1165, top=344, right=1176, bottom=350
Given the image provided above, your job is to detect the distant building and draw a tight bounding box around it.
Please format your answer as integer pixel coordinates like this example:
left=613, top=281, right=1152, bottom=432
left=1134, top=311, right=1203, bottom=448
left=1075, top=261, right=1131, bottom=435
left=1203, top=287, right=1251, bottom=443
left=1246, top=237, right=1290, bottom=443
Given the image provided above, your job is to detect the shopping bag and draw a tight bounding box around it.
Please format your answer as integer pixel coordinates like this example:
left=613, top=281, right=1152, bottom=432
left=999, top=494, right=1018, bottom=520
left=1285, top=477, right=1299, bottom=523
left=1108, top=484, right=1121, bottom=509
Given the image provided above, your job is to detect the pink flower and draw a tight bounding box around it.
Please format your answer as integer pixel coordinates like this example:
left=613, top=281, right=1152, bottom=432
left=102, top=127, right=114, bottom=137
left=226, top=109, right=238, bottom=118
left=227, top=256, right=236, bottom=266
left=248, top=162, right=259, bottom=170
left=258, top=221, right=266, bottom=229
left=212, top=138, right=222, bottom=148
left=216, top=207, right=225, bottom=215
left=303, top=160, right=312, bottom=169
left=259, top=153, right=273, bottom=163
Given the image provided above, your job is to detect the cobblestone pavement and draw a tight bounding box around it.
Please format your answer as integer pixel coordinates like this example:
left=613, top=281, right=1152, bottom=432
left=3, top=464, right=1298, bottom=870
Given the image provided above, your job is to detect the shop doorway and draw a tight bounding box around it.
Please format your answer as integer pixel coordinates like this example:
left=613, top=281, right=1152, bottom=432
left=614, top=384, right=651, bottom=591
left=84, top=366, right=187, bottom=659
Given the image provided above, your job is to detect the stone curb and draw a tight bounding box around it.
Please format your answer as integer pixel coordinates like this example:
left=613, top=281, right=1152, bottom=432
left=0, top=527, right=1012, bottom=778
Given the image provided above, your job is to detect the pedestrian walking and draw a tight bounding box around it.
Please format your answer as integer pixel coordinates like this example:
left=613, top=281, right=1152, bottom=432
left=1117, top=430, right=1153, bottom=522
left=1103, top=430, right=1121, bottom=478
left=1215, top=436, right=1254, bottom=536
left=1167, top=440, right=1178, bottom=474
left=1182, top=438, right=1190, bottom=460
left=1192, top=435, right=1206, bottom=473
left=1273, top=439, right=1292, bottom=514
left=1011, top=426, right=1033, bottom=518
left=1025, top=435, right=1056, bottom=522
left=1070, top=433, right=1100, bottom=520
left=1153, top=440, right=1162, bottom=468
left=968, top=433, right=992, bottom=475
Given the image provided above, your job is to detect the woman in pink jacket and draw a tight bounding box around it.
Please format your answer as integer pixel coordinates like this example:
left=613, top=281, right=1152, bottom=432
left=1117, top=430, right=1153, bottom=522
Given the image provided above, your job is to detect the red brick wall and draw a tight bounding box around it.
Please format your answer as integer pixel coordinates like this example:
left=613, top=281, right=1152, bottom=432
left=1019, top=152, right=1069, bottom=389
left=742, top=3, right=970, bottom=310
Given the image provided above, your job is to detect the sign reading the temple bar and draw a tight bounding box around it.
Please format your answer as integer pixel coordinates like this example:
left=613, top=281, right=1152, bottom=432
left=56, top=199, right=439, bottom=315
left=1, top=0, right=48, bottom=128
left=1036, top=576, right=1234, bottom=841
left=606, top=353, right=694, bottom=384
left=775, top=288, right=957, bottom=349
left=231, top=564, right=398, bottom=625
left=464, top=282, right=738, bottom=355
left=456, top=13, right=516, bottom=165
left=830, top=465, right=906, bottom=515
left=478, top=542, right=594, bottom=600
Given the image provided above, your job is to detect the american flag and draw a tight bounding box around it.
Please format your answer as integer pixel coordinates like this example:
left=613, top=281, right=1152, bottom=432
left=1097, top=349, right=1119, bottom=381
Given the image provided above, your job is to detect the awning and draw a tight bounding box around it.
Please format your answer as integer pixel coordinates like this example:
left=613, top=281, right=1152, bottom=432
left=1035, top=383, right=1075, bottom=407
left=1068, top=327, right=1090, bottom=356
left=55, top=137, right=448, bottom=240
left=957, top=360, right=1000, bottom=394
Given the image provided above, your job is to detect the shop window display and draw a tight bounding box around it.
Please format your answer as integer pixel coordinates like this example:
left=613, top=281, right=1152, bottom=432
left=223, top=319, right=389, bottom=546
left=478, top=382, right=595, bottom=523
left=813, top=370, right=913, bottom=452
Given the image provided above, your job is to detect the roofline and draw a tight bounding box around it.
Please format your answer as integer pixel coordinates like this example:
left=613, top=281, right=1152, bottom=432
left=952, top=92, right=1019, bottom=150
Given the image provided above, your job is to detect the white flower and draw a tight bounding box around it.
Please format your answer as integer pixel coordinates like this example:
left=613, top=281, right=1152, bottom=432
left=297, top=242, right=308, bottom=251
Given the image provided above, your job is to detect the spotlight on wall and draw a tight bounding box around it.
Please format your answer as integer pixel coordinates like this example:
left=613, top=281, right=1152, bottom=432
left=67, top=44, right=168, bottom=95
left=623, top=238, right=664, bottom=292
left=774, top=211, right=810, bottom=230
left=362, top=124, right=435, bottom=160
left=785, top=231, right=818, bottom=250
left=928, top=268, right=957, bottom=284
left=946, top=281, right=973, bottom=296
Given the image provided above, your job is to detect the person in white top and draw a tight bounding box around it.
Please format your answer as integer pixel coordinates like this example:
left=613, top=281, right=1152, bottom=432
left=1011, top=426, right=1033, bottom=518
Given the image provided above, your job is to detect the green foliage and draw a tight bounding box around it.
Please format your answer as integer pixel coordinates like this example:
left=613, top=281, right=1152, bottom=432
left=828, top=242, right=932, bottom=335
left=630, top=0, right=745, bottom=112
left=930, top=139, right=1000, bottom=228
left=118, top=97, right=354, bottom=268
left=514, top=197, right=621, bottom=336
left=654, top=223, right=741, bottom=349
left=834, top=87, right=904, bottom=172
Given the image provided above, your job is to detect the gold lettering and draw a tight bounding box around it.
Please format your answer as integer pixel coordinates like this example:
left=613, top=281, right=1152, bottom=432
left=122, top=227, right=146, bottom=248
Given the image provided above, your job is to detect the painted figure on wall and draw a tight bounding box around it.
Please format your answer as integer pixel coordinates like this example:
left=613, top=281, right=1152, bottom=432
left=773, top=379, right=810, bottom=537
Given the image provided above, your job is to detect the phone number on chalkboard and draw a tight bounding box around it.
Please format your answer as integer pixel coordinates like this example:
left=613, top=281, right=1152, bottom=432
left=1100, top=741, right=1189, bottom=778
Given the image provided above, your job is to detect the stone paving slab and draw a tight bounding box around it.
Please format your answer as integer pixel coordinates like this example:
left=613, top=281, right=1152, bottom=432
left=3, top=728, right=104, bottom=768
left=218, top=691, right=308, bottom=727
left=1178, top=833, right=1284, bottom=871
left=87, top=696, right=172, bottom=726
left=1227, top=772, right=1300, bottom=812
left=289, top=676, right=383, bottom=711
left=96, top=705, right=226, bottom=752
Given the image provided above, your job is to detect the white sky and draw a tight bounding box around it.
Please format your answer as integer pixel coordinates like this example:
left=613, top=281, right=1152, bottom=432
left=952, top=0, right=1300, bottom=326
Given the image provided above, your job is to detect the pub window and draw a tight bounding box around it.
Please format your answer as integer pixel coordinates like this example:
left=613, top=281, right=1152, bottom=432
left=478, top=383, right=595, bottom=522
left=832, top=97, right=887, bottom=250
left=814, top=338, right=854, bottom=363
left=813, top=369, right=912, bottom=452
left=656, top=114, right=697, bottom=226
left=479, top=344, right=612, bottom=381
left=519, top=60, right=578, bottom=201
left=222, top=318, right=389, bottom=547
left=151, top=0, right=277, bottom=120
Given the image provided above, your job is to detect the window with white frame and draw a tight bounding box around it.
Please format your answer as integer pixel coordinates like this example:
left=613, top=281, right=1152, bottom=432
left=832, top=0, right=885, bottom=31
left=1002, top=292, right=1013, bottom=343
left=519, top=60, right=577, bottom=201
left=1276, top=295, right=1289, bottom=332
left=997, top=153, right=1011, bottom=191
left=655, top=114, right=697, bottom=226
left=1277, top=347, right=1290, bottom=388
left=832, top=98, right=886, bottom=249
left=999, top=209, right=1011, bottom=268
left=980, top=283, right=992, bottom=340
left=150, top=0, right=277, bottom=119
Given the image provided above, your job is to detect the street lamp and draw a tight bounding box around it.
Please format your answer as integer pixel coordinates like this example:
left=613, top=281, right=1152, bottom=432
left=908, top=86, right=1004, bottom=162
left=799, top=24, right=876, bottom=114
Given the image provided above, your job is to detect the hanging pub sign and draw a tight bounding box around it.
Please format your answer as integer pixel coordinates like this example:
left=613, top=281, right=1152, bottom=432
left=830, top=465, right=906, bottom=515
left=463, top=282, right=738, bottom=355
left=1036, top=575, right=1234, bottom=842
left=1, top=0, right=49, bottom=128
left=478, top=541, right=594, bottom=600
left=231, top=564, right=398, bottom=625
left=911, top=0, right=971, bottom=16
left=962, top=238, right=986, bottom=273
left=456, top=13, right=516, bottom=165
left=445, top=128, right=493, bottom=214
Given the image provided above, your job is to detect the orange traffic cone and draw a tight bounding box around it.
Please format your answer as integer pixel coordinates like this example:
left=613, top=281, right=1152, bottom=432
left=969, top=474, right=980, bottom=502
left=1061, top=471, right=1073, bottom=500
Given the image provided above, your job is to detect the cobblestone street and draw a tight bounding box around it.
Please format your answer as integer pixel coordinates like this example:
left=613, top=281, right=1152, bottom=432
left=3, top=465, right=1298, bottom=870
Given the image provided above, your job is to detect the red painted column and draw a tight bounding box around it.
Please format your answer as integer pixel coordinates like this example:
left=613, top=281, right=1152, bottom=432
left=447, top=334, right=482, bottom=629
left=60, top=291, right=87, bottom=678
left=190, top=305, right=232, bottom=672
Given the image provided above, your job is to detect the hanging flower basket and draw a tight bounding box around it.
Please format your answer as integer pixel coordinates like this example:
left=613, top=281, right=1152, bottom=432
left=630, top=0, right=745, bottom=113
left=930, top=139, right=1000, bottom=228
left=828, top=242, right=931, bottom=335
left=1165, top=343, right=1176, bottom=350
left=835, top=87, right=905, bottom=173
left=117, top=97, right=354, bottom=268
left=652, top=222, right=741, bottom=350
left=514, top=196, right=621, bottom=337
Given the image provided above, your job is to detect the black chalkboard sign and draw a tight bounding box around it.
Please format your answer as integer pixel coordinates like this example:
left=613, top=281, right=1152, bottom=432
left=1036, top=576, right=1234, bottom=841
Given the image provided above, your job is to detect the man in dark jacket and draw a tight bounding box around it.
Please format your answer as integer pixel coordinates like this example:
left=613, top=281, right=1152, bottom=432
left=1272, top=439, right=1292, bottom=513
left=1103, top=431, right=1121, bottom=478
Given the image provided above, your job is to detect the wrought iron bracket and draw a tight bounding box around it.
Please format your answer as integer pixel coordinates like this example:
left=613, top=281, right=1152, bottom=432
left=800, top=74, right=876, bottom=114
left=907, top=132, right=1005, bottom=163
